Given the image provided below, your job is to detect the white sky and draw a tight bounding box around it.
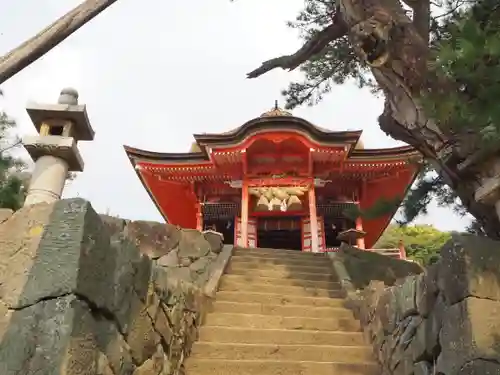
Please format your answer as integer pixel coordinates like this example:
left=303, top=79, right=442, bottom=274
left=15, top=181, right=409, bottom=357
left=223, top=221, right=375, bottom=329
left=0, top=0, right=472, bottom=231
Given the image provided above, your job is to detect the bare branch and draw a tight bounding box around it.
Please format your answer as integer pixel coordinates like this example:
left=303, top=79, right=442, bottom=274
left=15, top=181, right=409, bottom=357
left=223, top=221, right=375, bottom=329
left=0, top=0, right=119, bottom=85
left=0, top=139, right=22, bottom=155
left=247, top=11, right=347, bottom=79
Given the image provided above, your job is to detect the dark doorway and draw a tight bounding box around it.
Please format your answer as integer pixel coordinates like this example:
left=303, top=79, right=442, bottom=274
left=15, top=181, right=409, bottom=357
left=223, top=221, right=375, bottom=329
left=204, top=219, right=234, bottom=245
left=257, top=217, right=302, bottom=251
left=324, top=217, right=355, bottom=248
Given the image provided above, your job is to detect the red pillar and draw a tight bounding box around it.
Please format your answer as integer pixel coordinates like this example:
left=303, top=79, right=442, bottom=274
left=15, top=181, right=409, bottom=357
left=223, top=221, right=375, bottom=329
left=398, top=239, right=406, bottom=259
left=195, top=203, right=203, bottom=231
left=241, top=181, right=249, bottom=247
left=308, top=184, right=319, bottom=253
left=355, top=216, right=365, bottom=249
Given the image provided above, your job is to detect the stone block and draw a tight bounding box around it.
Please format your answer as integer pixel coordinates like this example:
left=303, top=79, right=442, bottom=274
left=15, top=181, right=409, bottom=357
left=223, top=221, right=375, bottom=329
left=154, top=305, right=174, bottom=345
left=0, top=295, right=100, bottom=375
left=394, top=275, right=418, bottom=318
left=178, top=229, right=212, bottom=260
left=132, top=344, right=165, bottom=375
left=22, top=135, right=85, bottom=171
left=460, top=359, right=500, bottom=375
left=99, top=214, right=128, bottom=238
left=420, top=292, right=444, bottom=359
left=438, top=234, right=500, bottom=305
left=339, top=244, right=423, bottom=289
left=94, top=317, right=135, bottom=374
left=0, top=202, right=55, bottom=309
left=437, top=297, right=500, bottom=374
left=414, top=361, right=432, bottom=375
left=411, top=318, right=429, bottom=362
left=125, top=221, right=180, bottom=259
left=377, top=288, right=400, bottom=333
left=126, top=297, right=161, bottom=365
left=0, top=208, right=13, bottom=224
left=157, top=248, right=180, bottom=267
left=203, top=230, right=224, bottom=254
left=415, top=265, right=439, bottom=317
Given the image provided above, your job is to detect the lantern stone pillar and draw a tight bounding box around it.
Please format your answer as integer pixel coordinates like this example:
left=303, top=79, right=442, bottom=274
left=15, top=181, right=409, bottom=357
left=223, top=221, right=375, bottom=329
left=23, top=88, right=94, bottom=206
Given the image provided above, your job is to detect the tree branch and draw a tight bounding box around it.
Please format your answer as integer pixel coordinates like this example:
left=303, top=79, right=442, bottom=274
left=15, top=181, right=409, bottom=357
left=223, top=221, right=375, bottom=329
left=0, top=0, right=119, bottom=85
left=247, top=11, right=347, bottom=79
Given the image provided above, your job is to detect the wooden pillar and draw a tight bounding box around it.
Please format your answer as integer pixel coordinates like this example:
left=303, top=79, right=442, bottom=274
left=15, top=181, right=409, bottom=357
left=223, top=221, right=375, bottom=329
left=195, top=203, right=203, bottom=231
left=356, top=178, right=366, bottom=250
left=308, top=184, right=319, bottom=253
left=241, top=181, right=249, bottom=247
left=398, top=239, right=406, bottom=259
left=355, top=216, right=365, bottom=249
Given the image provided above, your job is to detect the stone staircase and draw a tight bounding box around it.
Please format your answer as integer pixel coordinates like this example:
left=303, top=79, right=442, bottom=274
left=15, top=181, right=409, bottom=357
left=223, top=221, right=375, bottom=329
left=184, top=247, right=380, bottom=375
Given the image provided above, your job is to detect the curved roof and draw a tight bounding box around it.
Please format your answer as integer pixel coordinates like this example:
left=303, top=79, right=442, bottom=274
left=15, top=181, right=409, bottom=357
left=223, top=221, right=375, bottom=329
left=194, top=110, right=362, bottom=145
left=124, top=107, right=419, bottom=163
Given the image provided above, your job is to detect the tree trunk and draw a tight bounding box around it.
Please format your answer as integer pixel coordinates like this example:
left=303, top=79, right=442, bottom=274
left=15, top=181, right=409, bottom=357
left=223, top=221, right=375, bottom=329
left=0, top=0, right=119, bottom=85
left=339, top=0, right=500, bottom=238
left=247, top=0, right=500, bottom=237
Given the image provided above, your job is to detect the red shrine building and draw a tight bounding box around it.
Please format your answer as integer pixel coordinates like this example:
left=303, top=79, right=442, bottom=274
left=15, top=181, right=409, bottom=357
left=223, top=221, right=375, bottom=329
left=124, top=106, right=421, bottom=253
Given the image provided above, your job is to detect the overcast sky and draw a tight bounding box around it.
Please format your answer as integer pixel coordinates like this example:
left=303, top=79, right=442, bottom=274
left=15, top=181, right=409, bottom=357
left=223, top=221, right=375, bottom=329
left=0, top=0, right=472, bottom=231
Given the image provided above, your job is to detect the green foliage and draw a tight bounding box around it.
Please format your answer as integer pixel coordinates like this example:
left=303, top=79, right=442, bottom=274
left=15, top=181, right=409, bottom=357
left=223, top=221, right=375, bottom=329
left=277, top=0, right=492, bottom=232
left=343, top=196, right=402, bottom=221
left=374, top=224, right=452, bottom=265
left=422, top=0, right=500, bottom=145
left=397, top=161, right=466, bottom=224
left=0, top=92, right=26, bottom=210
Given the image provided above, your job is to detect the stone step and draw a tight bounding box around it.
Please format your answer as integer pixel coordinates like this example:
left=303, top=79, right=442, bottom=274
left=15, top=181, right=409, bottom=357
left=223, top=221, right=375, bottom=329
left=233, top=248, right=327, bottom=258
left=221, top=274, right=341, bottom=289
left=219, top=279, right=344, bottom=298
left=216, top=291, right=345, bottom=307
left=204, top=313, right=361, bottom=331
left=226, top=267, right=336, bottom=281
left=184, top=359, right=379, bottom=375
left=198, top=326, right=366, bottom=346
left=211, top=301, right=353, bottom=319
left=227, top=261, right=332, bottom=275
left=191, top=342, right=374, bottom=362
left=231, top=254, right=330, bottom=267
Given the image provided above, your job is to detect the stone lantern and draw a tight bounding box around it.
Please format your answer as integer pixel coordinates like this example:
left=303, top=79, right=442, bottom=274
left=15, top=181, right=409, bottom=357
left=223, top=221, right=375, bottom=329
left=22, top=88, right=94, bottom=206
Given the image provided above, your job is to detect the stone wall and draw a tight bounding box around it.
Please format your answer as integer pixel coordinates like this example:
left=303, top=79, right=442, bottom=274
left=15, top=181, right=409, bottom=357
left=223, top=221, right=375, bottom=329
left=0, top=198, right=225, bottom=375
left=345, top=234, right=500, bottom=375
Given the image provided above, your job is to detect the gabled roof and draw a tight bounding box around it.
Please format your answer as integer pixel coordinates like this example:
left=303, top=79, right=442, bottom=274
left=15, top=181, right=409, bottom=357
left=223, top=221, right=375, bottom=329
left=124, top=107, right=419, bottom=164
left=193, top=114, right=362, bottom=146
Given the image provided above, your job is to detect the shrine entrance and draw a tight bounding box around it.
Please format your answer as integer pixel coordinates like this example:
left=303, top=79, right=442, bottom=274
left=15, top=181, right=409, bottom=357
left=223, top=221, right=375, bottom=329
left=257, top=217, right=302, bottom=250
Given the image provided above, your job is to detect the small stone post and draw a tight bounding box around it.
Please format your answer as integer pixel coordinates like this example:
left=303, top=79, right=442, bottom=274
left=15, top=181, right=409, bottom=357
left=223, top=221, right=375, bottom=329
left=22, top=88, right=94, bottom=206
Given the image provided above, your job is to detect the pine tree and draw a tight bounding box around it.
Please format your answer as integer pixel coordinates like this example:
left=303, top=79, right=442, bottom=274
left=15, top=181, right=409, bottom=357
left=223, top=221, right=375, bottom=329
left=245, top=0, right=500, bottom=237
left=0, top=92, right=27, bottom=210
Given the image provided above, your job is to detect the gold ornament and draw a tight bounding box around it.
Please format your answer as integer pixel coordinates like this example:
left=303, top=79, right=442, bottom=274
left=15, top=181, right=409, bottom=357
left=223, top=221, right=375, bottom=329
left=255, top=195, right=269, bottom=211
left=287, top=195, right=302, bottom=211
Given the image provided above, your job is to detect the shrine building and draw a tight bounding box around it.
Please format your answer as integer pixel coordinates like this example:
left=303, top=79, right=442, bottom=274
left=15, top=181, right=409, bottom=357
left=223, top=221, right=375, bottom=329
left=124, top=105, right=421, bottom=253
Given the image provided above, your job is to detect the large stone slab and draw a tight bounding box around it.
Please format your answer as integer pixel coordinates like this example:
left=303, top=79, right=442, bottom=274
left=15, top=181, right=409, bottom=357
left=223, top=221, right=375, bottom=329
left=339, top=244, right=423, bottom=289
left=437, top=297, right=500, bottom=374
left=0, top=202, right=55, bottom=309
left=438, top=234, right=500, bottom=305
left=1, top=199, right=151, bottom=333
left=125, top=221, right=180, bottom=259
left=178, top=229, right=211, bottom=260
left=0, top=295, right=99, bottom=375
left=0, top=208, right=13, bottom=224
